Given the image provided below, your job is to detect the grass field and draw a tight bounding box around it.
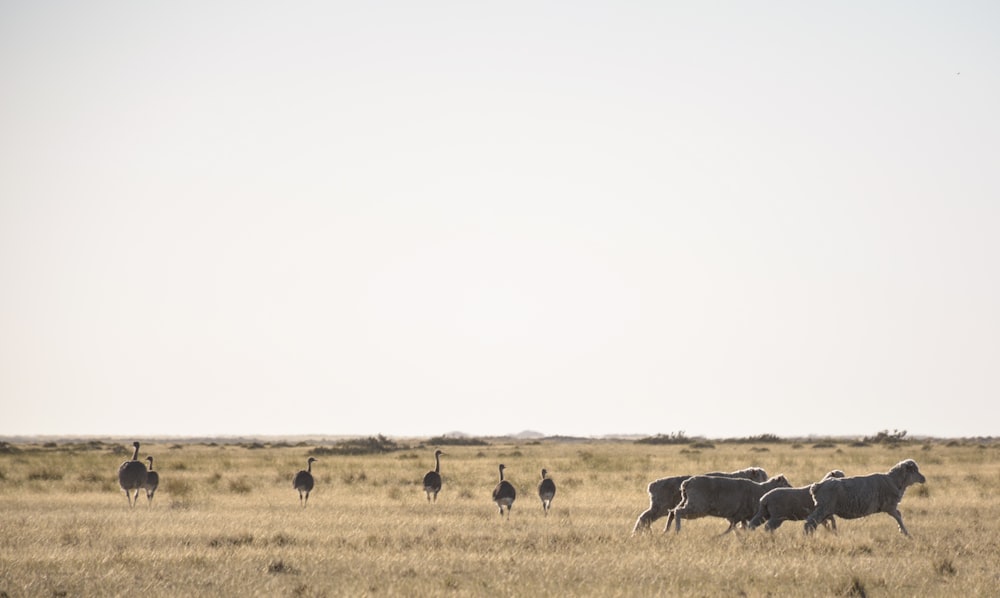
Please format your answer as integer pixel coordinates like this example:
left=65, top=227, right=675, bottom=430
left=1, top=437, right=999, bottom=597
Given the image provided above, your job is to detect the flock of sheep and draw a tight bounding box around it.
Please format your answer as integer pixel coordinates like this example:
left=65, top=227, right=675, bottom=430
left=632, top=459, right=926, bottom=536
left=117, top=441, right=927, bottom=536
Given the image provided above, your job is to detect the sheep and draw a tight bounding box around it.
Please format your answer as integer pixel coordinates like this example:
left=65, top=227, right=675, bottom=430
left=805, top=459, right=926, bottom=536
left=672, top=474, right=791, bottom=534
left=632, top=467, right=768, bottom=534
left=747, top=470, right=845, bottom=532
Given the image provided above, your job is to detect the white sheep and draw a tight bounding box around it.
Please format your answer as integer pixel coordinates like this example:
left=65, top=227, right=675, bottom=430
left=805, top=459, right=926, bottom=536
left=747, top=470, right=845, bottom=532
left=672, top=474, right=791, bottom=534
left=632, top=467, right=768, bottom=534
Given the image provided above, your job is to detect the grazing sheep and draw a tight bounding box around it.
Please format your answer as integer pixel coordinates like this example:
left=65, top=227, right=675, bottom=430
left=748, top=470, right=845, bottom=532
left=805, top=459, right=926, bottom=536
left=672, top=474, right=791, bottom=534
left=632, top=467, right=769, bottom=534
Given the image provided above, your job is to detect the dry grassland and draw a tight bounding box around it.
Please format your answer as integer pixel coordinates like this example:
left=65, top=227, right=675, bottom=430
left=2, top=438, right=999, bottom=597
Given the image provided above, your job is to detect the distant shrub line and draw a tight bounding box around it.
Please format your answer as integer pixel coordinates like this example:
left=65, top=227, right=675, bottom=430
left=425, top=435, right=490, bottom=447
left=634, top=432, right=783, bottom=446
left=309, top=435, right=405, bottom=456
left=634, top=430, right=931, bottom=447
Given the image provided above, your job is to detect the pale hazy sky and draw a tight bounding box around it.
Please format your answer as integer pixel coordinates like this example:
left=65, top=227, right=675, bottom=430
left=2, top=2, right=998, bottom=439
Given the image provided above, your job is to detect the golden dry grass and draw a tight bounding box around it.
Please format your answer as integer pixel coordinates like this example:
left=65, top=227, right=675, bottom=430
left=1, top=438, right=999, bottom=597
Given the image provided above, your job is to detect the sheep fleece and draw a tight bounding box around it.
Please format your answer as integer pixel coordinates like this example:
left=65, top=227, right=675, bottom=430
left=674, top=475, right=790, bottom=531
left=633, top=467, right=768, bottom=532
left=806, top=459, right=926, bottom=535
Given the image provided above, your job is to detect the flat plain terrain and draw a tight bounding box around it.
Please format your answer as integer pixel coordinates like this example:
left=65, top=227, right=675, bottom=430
left=1, top=437, right=998, bottom=597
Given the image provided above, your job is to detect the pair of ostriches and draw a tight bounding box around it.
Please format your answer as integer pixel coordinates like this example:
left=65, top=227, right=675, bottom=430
left=117, top=441, right=160, bottom=507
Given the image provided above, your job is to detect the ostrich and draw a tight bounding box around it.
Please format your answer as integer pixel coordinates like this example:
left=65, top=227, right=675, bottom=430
left=538, top=468, right=556, bottom=515
left=422, top=449, right=444, bottom=502
left=117, top=441, right=148, bottom=507
left=143, top=456, right=160, bottom=505
left=293, top=457, right=317, bottom=507
left=492, top=464, right=516, bottom=517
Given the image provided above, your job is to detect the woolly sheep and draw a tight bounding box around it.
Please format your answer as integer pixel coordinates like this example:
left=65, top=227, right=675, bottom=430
left=632, top=467, right=769, bottom=534
left=672, top=474, right=791, bottom=534
left=747, top=470, right=845, bottom=532
left=805, top=459, right=926, bottom=536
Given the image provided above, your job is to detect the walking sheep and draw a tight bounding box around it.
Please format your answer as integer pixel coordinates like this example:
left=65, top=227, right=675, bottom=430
left=632, top=467, right=768, bottom=533
left=538, top=468, right=556, bottom=515
left=805, top=459, right=926, bottom=536
left=747, top=470, right=844, bottom=532
left=672, top=474, right=791, bottom=534
left=143, top=456, right=160, bottom=505
left=117, top=441, right=148, bottom=508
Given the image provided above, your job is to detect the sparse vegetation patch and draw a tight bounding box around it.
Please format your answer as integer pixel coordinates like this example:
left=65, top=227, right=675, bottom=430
left=635, top=431, right=692, bottom=445
left=309, top=434, right=404, bottom=455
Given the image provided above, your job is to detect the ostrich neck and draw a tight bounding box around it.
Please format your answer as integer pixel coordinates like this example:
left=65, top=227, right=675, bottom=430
left=435, top=454, right=441, bottom=474
left=131, top=445, right=140, bottom=461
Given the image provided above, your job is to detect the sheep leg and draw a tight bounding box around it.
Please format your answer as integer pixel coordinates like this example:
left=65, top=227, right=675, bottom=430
left=672, top=508, right=684, bottom=532
left=804, top=505, right=831, bottom=534
left=888, top=509, right=910, bottom=536
left=820, top=516, right=837, bottom=533
left=663, top=511, right=675, bottom=533
left=631, top=517, right=646, bottom=534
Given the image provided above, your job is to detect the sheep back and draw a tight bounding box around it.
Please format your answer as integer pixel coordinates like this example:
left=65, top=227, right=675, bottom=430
left=749, top=471, right=844, bottom=531
left=674, top=475, right=790, bottom=532
left=806, top=460, right=925, bottom=535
